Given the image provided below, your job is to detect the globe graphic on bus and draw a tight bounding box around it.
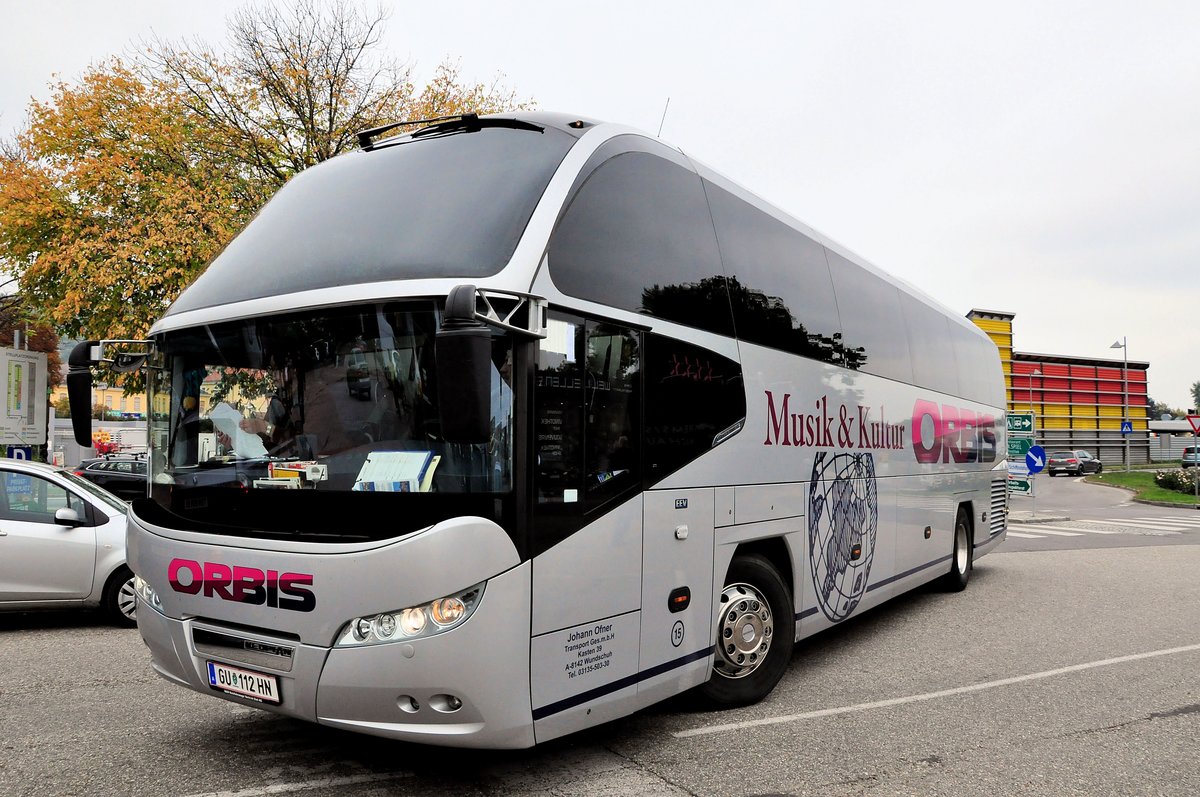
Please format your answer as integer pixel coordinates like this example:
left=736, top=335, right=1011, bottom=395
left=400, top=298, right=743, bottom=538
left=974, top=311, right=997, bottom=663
left=808, top=452, right=878, bottom=623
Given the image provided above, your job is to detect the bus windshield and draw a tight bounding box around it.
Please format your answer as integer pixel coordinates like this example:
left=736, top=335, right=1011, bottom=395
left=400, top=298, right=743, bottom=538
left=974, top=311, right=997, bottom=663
left=145, top=302, right=515, bottom=542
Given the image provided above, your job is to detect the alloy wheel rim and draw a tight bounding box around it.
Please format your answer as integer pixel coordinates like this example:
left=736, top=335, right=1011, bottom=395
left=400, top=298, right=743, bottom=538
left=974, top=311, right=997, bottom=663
left=713, top=582, right=774, bottom=679
left=118, top=577, right=138, bottom=621
left=955, top=524, right=969, bottom=574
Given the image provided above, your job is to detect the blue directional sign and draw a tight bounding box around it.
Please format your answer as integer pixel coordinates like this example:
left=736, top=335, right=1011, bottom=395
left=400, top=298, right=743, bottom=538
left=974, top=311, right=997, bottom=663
left=1120, top=420, right=1133, bottom=435
left=1026, top=445, right=1047, bottom=474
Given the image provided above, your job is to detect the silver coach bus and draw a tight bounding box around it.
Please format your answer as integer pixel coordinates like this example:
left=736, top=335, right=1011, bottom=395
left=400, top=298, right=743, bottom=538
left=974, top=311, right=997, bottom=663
left=68, top=112, right=1008, bottom=748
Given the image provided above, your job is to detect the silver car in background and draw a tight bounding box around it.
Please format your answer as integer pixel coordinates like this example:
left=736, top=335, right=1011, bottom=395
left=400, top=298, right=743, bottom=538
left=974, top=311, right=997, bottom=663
left=0, top=459, right=134, bottom=626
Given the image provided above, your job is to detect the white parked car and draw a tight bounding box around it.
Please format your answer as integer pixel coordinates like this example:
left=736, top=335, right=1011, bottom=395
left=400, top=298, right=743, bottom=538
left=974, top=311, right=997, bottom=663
left=0, top=459, right=134, bottom=626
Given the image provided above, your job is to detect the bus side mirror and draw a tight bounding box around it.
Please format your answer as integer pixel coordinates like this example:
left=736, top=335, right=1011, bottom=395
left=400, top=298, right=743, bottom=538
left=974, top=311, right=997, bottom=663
left=67, top=340, right=99, bottom=447
left=435, top=285, right=491, bottom=444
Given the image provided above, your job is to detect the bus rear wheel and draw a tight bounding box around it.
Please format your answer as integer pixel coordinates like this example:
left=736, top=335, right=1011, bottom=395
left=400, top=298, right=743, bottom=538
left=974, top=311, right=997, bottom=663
left=698, top=554, right=795, bottom=708
left=941, top=509, right=973, bottom=592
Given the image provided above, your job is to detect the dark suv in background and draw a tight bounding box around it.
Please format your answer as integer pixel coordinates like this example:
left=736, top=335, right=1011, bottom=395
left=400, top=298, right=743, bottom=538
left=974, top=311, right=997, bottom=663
left=1047, top=450, right=1103, bottom=477
left=74, top=455, right=148, bottom=501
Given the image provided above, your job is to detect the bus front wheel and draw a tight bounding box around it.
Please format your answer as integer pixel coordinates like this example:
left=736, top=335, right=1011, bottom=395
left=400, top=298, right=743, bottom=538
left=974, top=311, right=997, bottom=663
left=698, top=554, right=795, bottom=708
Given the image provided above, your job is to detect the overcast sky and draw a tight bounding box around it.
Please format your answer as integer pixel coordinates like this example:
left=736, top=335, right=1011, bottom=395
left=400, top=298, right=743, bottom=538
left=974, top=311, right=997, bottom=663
left=3, top=1, right=1198, bottom=410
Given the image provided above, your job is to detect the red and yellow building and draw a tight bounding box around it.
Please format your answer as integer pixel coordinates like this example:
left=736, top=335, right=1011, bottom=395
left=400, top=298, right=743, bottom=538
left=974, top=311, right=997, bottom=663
left=968, top=310, right=1149, bottom=464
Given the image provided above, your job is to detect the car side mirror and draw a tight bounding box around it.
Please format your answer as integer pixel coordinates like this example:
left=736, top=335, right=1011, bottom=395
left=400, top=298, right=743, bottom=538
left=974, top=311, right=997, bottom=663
left=54, top=507, right=84, bottom=527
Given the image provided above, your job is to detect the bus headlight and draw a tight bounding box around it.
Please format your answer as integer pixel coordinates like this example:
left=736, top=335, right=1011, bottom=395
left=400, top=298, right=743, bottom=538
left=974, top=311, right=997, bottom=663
left=134, top=575, right=162, bottom=611
left=336, top=583, right=485, bottom=647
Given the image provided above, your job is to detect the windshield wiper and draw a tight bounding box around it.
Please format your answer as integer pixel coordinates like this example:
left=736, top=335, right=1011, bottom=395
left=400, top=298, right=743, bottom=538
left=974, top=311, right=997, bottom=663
left=356, top=113, right=543, bottom=150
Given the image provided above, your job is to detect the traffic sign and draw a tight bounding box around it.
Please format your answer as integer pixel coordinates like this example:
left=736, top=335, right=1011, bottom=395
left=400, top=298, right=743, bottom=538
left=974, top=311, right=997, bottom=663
left=1007, top=413, right=1034, bottom=433
left=1008, top=477, right=1032, bottom=495
left=5, top=445, right=31, bottom=460
left=1008, top=437, right=1032, bottom=459
left=1120, top=420, right=1133, bottom=435
left=1026, top=445, right=1047, bottom=474
left=1189, top=415, right=1200, bottom=435
left=1008, top=460, right=1029, bottom=477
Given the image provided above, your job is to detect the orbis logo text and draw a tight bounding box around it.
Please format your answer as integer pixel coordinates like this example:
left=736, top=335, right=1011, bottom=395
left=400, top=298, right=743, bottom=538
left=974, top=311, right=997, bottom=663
left=168, top=558, right=316, bottom=612
left=911, top=399, right=997, bottom=464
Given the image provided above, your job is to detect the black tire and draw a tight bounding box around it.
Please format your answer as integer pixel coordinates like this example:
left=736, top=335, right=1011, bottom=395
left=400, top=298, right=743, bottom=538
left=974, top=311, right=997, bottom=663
left=1048, top=471, right=1057, bottom=477
left=102, top=566, right=137, bottom=628
left=697, top=554, right=795, bottom=708
left=941, top=508, right=973, bottom=592
left=1095, top=463, right=1103, bottom=474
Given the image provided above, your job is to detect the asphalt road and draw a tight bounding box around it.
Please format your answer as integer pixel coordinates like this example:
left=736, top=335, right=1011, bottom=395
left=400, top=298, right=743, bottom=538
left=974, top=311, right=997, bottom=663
left=1, top=483, right=1198, bottom=796
left=1004, top=471, right=1200, bottom=552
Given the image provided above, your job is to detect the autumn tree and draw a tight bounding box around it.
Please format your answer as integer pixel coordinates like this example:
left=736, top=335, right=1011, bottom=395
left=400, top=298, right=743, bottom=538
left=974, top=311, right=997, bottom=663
left=0, top=291, right=62, bottom=388
left=0, top=62, right=246, bottom=341
left=147, top=0, right=528, bottom=200
left=1, top=0, right=529, bottom=343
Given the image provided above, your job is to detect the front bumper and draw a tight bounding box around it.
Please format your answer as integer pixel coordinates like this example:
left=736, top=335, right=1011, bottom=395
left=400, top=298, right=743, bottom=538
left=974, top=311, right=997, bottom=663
left=137, top=563, right=536, bottom=748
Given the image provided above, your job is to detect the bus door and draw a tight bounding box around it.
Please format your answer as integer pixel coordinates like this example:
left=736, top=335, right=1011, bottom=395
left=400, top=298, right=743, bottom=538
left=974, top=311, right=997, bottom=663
left=638, top=488, right=714, bottom=704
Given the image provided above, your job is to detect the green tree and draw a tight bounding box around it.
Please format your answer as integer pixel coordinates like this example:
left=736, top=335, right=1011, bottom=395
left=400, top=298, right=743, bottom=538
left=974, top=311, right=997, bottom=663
left=53, top=394, right=72, bottom=418
left=1148, top=397, right=1186, bottom=420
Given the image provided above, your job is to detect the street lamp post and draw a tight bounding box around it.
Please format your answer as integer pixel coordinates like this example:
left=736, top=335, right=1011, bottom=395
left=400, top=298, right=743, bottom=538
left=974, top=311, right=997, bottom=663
left=1029, top=368, right=1040, bottom=437
left=1110, top=337, right=1129, bottom=471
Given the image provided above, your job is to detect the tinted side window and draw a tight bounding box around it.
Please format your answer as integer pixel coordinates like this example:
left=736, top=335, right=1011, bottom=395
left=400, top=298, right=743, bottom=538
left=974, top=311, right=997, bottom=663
left=704, top=181, right=843, bottom=363
left=643, top=333, right=745, bottom=484
left=900, top=293, right=960, bottom=396
left=533, top=314, right=641, bottom=554
left=826, top=251, right=913, bottom=382
left=548, top=151, right=732, bottom=336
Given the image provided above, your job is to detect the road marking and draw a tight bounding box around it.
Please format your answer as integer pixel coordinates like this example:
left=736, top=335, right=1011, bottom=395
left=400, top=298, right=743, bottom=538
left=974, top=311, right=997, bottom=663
left=1008, top=524, right=1117, bottom=535
left=1005, top=526, right=1082, bottom=537
left=673, top=642, right=1200, bottom=739
left=1129, top=517, right=1200, bottom=527
left=182, top=773, right=414, bottom=797
left=1100, top=521, right=1188, bottom=532
left=1005, top=531, right=1044, bottom=538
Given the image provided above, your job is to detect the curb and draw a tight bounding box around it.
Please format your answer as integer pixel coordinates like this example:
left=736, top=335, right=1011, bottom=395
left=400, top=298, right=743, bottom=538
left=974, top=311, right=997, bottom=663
left=1133, top=498, right=1200, bottom=509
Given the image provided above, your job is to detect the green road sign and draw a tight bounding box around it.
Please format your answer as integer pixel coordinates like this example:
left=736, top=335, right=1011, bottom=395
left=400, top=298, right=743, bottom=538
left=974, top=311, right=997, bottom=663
left=1007, top=413, right=1034, bottom=433
left=1008, top=437, right=1032, bottom=458
left=1008, top=478, right=1032, bottom=495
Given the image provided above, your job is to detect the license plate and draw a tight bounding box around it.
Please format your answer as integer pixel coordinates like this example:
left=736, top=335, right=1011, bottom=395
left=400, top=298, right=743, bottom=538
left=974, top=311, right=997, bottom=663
left=207, top=661, right=280, bottom=704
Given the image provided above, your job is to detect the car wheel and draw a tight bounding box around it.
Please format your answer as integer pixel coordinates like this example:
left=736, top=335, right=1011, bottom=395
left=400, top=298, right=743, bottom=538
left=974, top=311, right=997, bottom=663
left=1095, top=463, right=1103, bottom=474
left=940, top=508, right=973, bottom=592
left=697, top=554, right=795, bottom=708
left=102, top=566, right=137, bottom=628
